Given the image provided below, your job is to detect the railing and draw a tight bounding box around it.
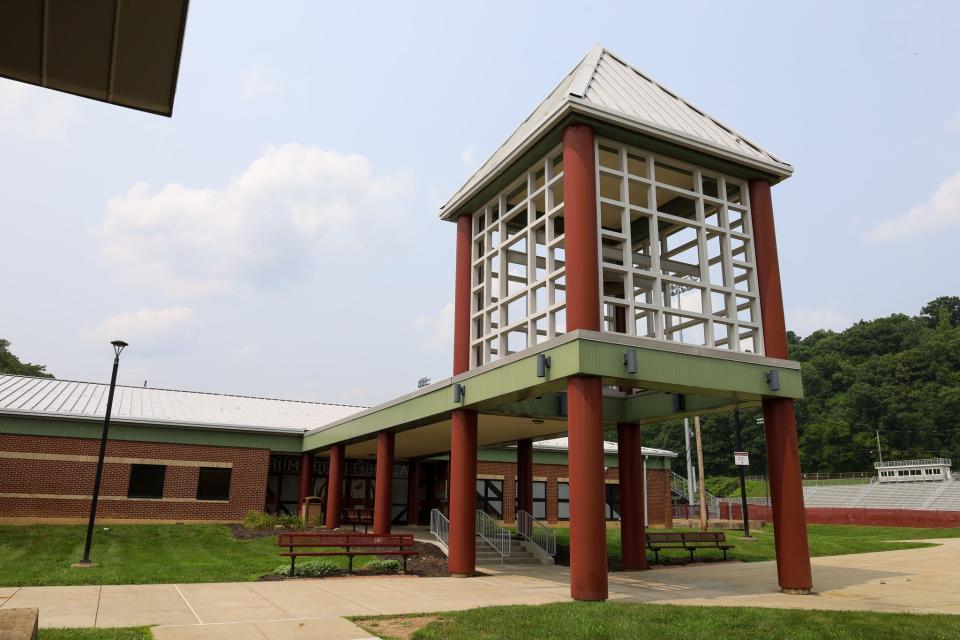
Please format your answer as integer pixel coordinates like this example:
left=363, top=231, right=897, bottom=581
left=516, top=510, right=556, bottom=557
left=670, top=471, right=720, bottom=518
left=476, top=509, right=511, bottom=563
left=429, top=508, right=449, bottom=553
left=874, top=458, right=952, bottom=469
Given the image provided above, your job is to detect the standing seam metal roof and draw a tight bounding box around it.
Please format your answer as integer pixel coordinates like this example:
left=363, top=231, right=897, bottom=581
left=440, top=44, right=792, bottom=220
left=0, top=374, right=365, bottom=433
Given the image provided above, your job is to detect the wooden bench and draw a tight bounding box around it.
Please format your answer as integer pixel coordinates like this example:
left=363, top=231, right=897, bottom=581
left=343, top=507, right=374, bottom=533
left=646, top=532, right=734, bottom=563
left=277, top=532, right=417, bottom=575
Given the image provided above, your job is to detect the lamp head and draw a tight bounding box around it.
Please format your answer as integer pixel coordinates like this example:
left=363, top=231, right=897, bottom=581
left=110, top=340, right=128, bottom=357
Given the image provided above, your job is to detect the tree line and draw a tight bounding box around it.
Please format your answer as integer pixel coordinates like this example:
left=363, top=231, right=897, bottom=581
left=639, top=297, right=960, bottom=477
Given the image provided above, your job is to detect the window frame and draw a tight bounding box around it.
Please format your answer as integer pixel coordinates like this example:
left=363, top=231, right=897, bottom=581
left=196, top=466, right=232, bottom=501
left=127, top=463, right=166, bottom=499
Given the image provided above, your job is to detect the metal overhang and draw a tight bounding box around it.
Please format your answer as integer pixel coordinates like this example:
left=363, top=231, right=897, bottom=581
left=0, top=0, right=190, bottom=117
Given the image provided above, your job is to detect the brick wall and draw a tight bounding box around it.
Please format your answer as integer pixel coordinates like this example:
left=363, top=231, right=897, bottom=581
left=0, top=433, right=269, bottom=523
left=476, top=460, right=672, bottom=527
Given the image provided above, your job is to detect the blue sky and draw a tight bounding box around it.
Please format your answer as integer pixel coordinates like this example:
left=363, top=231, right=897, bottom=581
left=2, top=1, right=959, bottom=406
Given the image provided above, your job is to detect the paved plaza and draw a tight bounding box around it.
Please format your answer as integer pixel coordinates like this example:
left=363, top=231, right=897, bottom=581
left=3, top=539, right=960, bottom=639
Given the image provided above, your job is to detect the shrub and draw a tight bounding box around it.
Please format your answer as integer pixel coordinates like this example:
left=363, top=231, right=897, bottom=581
left=273, top=559, right=344, bottom=578
left=243, top=511, right=304, bottom=530
left=363, top=559, right=402, bottom=575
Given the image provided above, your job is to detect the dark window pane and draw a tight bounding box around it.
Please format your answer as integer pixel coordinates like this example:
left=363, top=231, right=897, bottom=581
left=197, top=467, right=231, bottom=501
left=128, top=464, right=165, bottom=499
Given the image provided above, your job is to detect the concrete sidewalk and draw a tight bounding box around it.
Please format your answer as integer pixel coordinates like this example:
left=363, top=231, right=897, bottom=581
left=2, top=539, right=960, bottom=638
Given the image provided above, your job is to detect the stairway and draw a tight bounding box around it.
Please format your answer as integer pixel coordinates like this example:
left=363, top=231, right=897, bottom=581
left=475, top=535, right=544, bottom=565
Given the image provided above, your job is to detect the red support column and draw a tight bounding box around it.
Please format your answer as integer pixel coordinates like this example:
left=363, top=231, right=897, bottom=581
left=749, top=178, right=813, bottom=594
left=617, top=422, right=647, bottom=571
left=568, top=376, right=608, bottom=600
left=448, top=408, right=478, bottom=577
left=325, top=444, right=345, bottom=529
left=373, top=432, right=395, bottom=535
left=563, top=123, right=608, bottom=600
left=563, top=124, right=601, bottom=333
left=407, top=461, right=421, bottom=525
left=453, top=214, right=474, bottom=375
left=297, top=451, right=315, bottom=517
left=517, top=438, right=534, bottom=519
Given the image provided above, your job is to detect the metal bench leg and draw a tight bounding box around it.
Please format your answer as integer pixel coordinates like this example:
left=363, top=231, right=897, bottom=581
left=653, top=549, right=659, bottom=563
left=722, top=548, right=728, bottom=561
left=689, top=549, right=695, bottom=562
left=289, top=555, right=296, bottom=577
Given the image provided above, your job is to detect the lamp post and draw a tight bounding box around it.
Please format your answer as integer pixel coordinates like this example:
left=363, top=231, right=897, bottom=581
left=76, top=340, right=127, bottom=567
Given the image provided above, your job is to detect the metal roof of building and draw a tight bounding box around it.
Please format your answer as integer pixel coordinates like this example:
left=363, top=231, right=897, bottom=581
left=531, top=437, right=677, bottom=458
left=441, top=44, right=792, bottom=220
left=0, top=374, right=364, bottom=434
left=0, top=0, right=189, bottom=116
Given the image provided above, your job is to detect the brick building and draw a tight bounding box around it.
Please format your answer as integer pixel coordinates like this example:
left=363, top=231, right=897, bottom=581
left=0, top=374, right=674, bottom=527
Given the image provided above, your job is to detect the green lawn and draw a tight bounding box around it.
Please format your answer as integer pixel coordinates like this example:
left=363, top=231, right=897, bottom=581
left=0, top=525, right=374, bottom=586
left=388, top=602, right=960, bottom=640
left=551, top=523, right=960, bottom=564
left=41, top=628, right=152, bottom=640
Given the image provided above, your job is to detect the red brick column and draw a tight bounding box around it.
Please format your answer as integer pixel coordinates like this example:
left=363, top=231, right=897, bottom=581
left=325, top=444, right=345, bottom=529
left=373, top=432, right=395, bottom=535
left=448, top=408, right=477, bottom=576
left=617, top=422, right=647, bottom=570
left=749, top=178, right=812, bottom=594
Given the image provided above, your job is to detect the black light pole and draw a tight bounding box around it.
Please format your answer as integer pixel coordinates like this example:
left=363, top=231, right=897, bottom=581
left=734, top=408, right=752, bottom=539
left=77, top=339, right=127, bottom=567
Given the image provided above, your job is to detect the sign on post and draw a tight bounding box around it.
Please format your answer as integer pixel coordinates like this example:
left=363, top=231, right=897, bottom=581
left=734, top=451, right=750, bottom=466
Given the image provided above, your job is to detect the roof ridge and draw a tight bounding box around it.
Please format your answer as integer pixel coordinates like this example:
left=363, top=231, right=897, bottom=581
left=0, top=373, right=368, bottom=410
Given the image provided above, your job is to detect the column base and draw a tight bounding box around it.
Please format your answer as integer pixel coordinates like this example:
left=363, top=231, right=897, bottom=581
left=781, top=587, right=813, bottom=595
left=450, top=573, right=472, bottom=578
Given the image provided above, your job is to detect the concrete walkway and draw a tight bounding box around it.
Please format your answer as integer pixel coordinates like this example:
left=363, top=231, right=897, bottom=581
left=2, top=538, right=960, bottom=638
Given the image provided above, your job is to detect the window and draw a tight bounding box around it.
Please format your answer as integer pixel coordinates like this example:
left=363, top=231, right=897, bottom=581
left=517, top=480, right=547, bottom=519
left=476, top=479, right=504, bottom=518
left=197, top=467, right=232, bottom=501
left=558, top=482, right=570, bottom=521
left=128, top=464, right=165, bottom=499
left=605, top=484, right=620, bottom=520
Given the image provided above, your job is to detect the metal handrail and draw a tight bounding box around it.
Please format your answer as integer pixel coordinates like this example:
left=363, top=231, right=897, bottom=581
left=476, top=509, right=511, bottom=562
left=516, top=510, right=556, bottom=557
left=429, top=508, right=449, bottom=553
left=874, top=458, right=952, bottom=469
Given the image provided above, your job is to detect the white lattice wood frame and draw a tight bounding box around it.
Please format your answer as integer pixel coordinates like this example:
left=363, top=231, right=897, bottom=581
left=594, top=137, right=764, bottom=354
left=470, top=145, right=566, bottom=368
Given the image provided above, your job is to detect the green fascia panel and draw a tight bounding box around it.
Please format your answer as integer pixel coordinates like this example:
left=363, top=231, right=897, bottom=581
left=469, top=447, right=671, bottom=470
left=622, top=393, right=760, bottom=425
left=0, top=415, right=303, bottom=452
left=302, top=339, right=582, bottom=452
left=577, top=338, right=803, bottom=400
left=302, top=334, right=802, bottom=452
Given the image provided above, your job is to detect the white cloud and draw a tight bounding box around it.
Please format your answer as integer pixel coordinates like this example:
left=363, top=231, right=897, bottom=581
left=233, top=344, right=263, bottom=359
left=867, top=171, right=960, bottom=242
left=460, top=145, right=477, bottom=169
left=88, top=306, right=197, bottom=348
left=414, top=302, right=455, bottom=352
left=98, top=144, right=414, bottom=296
left=787, top=306, right=849, bottom=337
left=947, top=109, right=960, bottom=132
left=243, top=62, right=275, bottom=99
left=0, top=81, right=80, bottom=140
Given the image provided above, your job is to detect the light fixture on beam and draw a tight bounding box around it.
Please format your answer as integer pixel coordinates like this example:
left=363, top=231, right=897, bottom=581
left=623, top=350, right=637, bottom=374
left=453, top=383, right=465, bottom=403
left=536, top=353, right=551, bottom=378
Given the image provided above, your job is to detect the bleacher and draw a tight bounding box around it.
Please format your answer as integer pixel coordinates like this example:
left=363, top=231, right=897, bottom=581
left=802, top=479, right=960, bottom=511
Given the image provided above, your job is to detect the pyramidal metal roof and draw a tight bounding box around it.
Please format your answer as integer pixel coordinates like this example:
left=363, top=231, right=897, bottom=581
left=441, top=45, right=792, bottom=220
left=0, top=374, right=365, bottom=434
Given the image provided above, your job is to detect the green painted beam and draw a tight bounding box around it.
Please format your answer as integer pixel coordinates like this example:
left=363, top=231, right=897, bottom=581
left=577, top=336, right=803, bottom=400
left=303, top=333, right=802, bottom=452
left=0, top=415, right=303, bottom=452
left=622, top=393, right=761, bottom=425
